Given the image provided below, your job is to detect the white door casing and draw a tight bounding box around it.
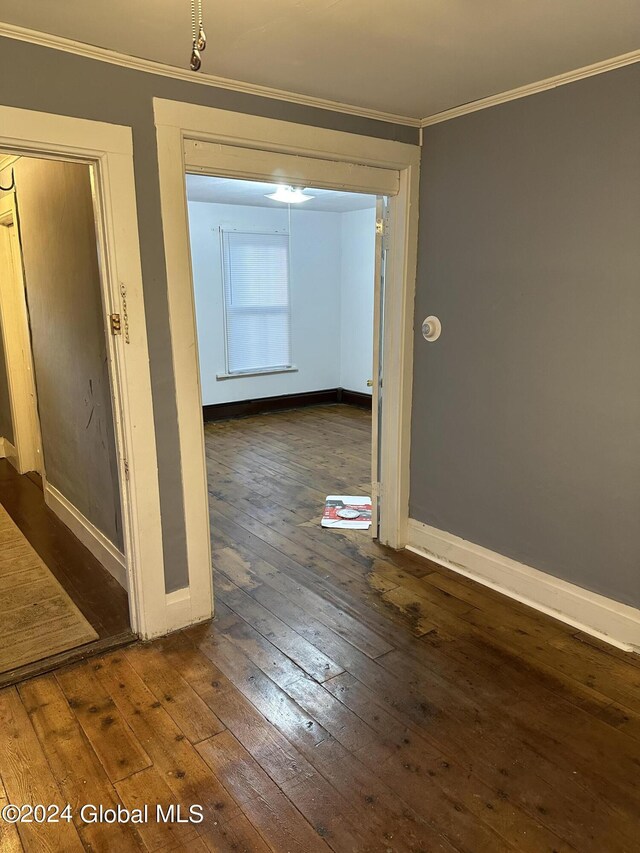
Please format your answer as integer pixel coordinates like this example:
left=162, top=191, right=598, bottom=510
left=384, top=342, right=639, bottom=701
left=0, top=105, right=166, bottom=638
left=153, top=98, right=420, bottom=617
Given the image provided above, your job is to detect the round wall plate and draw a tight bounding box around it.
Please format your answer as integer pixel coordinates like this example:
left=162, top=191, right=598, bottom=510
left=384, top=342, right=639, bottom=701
left=422, top=315, right=442, bottom=342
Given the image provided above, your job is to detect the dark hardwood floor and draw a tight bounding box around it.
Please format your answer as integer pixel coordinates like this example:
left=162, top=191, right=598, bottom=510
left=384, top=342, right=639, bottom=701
left=0, top=460, right=132, bottom=684
left=1, top=405, right=639, bottom=851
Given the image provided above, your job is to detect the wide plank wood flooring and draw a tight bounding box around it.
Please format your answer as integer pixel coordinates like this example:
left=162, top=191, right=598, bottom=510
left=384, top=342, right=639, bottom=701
left=1, top=404, right=639, bottom=852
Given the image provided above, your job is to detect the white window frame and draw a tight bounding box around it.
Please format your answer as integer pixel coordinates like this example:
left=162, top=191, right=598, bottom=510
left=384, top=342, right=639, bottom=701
left=0, top=105, right=166, bottom=639
left=219, top=228, right=293, bottom=378
left=154, top=98, right=420, bottom=621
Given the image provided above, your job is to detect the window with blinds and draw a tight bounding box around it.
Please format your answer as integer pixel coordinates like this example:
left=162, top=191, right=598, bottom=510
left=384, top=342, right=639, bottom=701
left=221, top=230, right=292, bottom=375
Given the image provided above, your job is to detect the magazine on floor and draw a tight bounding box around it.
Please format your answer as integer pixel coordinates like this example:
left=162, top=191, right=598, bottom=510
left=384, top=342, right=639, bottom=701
left=321, top=496, right=372, bottom=529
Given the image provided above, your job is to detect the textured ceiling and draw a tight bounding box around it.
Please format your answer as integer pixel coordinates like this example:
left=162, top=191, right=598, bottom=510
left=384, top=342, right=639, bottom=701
left=0, top=1, right=638, bottom=119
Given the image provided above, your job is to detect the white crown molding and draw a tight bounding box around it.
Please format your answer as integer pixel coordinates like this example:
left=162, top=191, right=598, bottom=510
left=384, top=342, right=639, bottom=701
left=407, top=518, right=640, bottom=653
left=0, top=22, right=421, bottom=129
left=421, top=49, right=640, bottom=127
left=5, top=23, right=638, bottom=139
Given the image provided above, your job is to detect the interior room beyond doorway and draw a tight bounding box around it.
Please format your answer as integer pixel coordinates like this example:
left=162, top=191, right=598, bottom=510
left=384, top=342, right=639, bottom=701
left=0, top=153, right=132, bottom=685
left=187, top=175, right=378, bottom=413
left=186, top=174, right=380, bottom=553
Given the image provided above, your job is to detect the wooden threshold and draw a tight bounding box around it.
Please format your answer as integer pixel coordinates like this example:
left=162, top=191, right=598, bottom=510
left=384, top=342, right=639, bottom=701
left=0, top=631, right=137, bottom=689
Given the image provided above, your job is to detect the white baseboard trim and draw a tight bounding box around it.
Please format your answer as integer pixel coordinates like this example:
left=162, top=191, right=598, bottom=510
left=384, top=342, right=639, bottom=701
left=44, top=483, right=127, bottom=590
left=164, top=587, right=213, bottom=635
left=0, top=437, right=19, bottom=469
left=406, top=518, right=640, bottom=653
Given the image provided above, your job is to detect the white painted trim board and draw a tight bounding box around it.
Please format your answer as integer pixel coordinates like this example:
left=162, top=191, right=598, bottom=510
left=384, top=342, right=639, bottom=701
left=407, top=519, right=640, bottom=653
left=164, top=587, right=211, bottom=634
left=0, top=104, right=166, bottom=638
left=0, top=437, right=18, bottom=468
left=45, top=482, right=127, bottom=589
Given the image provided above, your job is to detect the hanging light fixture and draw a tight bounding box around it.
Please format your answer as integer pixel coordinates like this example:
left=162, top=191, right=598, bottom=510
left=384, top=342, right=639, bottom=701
left=190, top=0, right=207, bottom=71
left=265, top=186, right=315, bottom=204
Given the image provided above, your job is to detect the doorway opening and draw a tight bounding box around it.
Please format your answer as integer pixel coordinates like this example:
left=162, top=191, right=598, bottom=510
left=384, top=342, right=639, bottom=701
left=185, top=173, right=387, bottom=583
left=154, top=99, right=420, bottom=623
left=0, top=152, right=133, bottom=684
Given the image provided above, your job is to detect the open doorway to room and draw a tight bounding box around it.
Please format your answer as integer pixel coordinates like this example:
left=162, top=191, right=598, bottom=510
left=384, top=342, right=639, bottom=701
left=185, top=173, right=387, bottom=585
left=0, top=152, right=133, bottom=684
left=155, top=101, right=419, bottom=624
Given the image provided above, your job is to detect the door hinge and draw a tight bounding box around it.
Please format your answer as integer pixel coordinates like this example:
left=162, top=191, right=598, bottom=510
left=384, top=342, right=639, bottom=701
left=377, top=215, right=391, bottom=250
left=110, top=313, right=122, bottom=336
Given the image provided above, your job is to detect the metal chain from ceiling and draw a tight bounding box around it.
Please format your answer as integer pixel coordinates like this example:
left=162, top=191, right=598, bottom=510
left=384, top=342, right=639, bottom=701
left=190, top=0, right=207, bottom=71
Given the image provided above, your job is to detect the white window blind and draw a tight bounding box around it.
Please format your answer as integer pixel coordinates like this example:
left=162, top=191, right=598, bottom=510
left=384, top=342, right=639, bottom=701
left=221, top=230, right=292, bottom=375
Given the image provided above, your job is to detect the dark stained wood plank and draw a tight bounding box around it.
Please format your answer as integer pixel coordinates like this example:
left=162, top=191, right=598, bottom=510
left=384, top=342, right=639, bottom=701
left=91, top=653, right=272, bottom=853
left=115, top=766, right=202, bottom=852
left=125, top=643, right=226, bottom=744
left=197, top=730, right=334, bottom=853
left=214, top=572, right=345, bottom=682
left=211, top=584, right=575, bottom=853
left=214, top=545, right=399, bottom=678
left=211, top=515, right=395, bottom=658
left=214, top=528, right=640, bottom=820
left=161, top=632, right=317, bottom=789
left=0, top=781, right=25, bottom=853
left=0, top=687, right=85, bottom=852
left=17, top=676, right=144, bottom=852
left=159, top=634, right=370, bottom=852
left=55, top=663, right=152, bottom=784
left=196, top=606, right=513, bottom=853
left=324, top=672, right=637, bottom=853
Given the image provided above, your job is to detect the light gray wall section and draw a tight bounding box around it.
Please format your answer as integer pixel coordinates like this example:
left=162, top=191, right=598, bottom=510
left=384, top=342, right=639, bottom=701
left=15, top=158, right=124, bottom=549
left=0, top=327, right=12, bottom=444
left=411, top=63, right=640, bottom=608
left=0, top=35, right=417, bottom=592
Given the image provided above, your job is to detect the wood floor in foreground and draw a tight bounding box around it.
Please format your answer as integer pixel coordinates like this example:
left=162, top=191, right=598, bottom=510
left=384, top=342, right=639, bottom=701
left=1, top=404, right=639, bottom=852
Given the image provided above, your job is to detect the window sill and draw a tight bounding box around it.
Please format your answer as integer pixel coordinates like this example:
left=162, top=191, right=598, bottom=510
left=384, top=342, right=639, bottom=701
left=216, top=366, right=299, bottom=381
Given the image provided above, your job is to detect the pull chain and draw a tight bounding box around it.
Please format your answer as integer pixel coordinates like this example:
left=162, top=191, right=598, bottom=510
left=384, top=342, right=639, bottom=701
left=197, top=0, right=207, bottom=51
left=190, top=0, right=206, bottom=71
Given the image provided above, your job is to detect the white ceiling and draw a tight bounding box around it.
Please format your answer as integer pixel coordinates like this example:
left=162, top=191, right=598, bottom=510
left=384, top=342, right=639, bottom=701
left=186, top=175, right=377, bottom=212
left=1, top=1, right=639, bottom=120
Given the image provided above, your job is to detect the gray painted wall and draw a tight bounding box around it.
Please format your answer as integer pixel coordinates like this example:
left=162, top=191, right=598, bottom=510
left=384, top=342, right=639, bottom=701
left=15, top=158, right=124, bottom=549
left=0, top=327, right=12, bottom=444
left=411, top=63, right=640, bottom=608
left=0, top=35, right=417, bottom=592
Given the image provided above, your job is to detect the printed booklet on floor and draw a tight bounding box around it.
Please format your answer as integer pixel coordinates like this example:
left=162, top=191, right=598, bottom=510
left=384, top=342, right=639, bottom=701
left=321, top=496, right=372, bottom=529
